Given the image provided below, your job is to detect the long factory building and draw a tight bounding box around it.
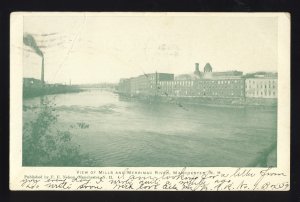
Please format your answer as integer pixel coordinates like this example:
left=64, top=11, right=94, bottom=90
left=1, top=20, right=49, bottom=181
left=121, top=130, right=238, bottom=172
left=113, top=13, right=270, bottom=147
left=117, top=63, right=277, bottom=100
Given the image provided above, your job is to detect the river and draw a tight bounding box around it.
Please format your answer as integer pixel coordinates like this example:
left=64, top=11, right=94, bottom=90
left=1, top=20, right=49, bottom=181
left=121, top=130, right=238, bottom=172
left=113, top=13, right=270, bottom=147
left=23, top=88, right=277, bottom=167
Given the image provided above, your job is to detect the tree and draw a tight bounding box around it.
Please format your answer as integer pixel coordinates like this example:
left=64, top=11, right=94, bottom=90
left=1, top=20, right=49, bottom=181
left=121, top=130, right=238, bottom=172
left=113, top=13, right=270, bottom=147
left=23, top=97, right=93, bottom=166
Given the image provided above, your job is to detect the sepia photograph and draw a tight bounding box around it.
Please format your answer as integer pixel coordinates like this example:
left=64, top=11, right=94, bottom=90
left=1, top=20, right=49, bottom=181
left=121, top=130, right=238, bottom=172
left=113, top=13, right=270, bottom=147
left=10, top=12, right=290, bottom=191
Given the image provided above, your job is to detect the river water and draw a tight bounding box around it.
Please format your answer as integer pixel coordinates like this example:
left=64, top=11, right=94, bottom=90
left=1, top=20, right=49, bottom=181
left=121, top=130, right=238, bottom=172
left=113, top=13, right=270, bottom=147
left=23, top=88, right=277, bottom=167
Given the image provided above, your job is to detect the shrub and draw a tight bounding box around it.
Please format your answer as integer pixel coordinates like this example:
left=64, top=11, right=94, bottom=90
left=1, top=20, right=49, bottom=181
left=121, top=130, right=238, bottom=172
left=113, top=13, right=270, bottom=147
left=23, top=97, right=93, bottom=166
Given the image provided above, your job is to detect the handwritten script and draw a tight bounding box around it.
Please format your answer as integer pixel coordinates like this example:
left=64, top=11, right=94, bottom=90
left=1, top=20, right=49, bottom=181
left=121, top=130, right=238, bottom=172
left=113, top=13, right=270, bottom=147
left=18, top=167, right=289, bottom=191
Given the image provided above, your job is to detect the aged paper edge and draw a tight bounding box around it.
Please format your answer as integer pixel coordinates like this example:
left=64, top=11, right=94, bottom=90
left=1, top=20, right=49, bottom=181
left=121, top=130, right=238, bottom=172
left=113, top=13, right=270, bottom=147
left=9, top=12, right=290, bottom=191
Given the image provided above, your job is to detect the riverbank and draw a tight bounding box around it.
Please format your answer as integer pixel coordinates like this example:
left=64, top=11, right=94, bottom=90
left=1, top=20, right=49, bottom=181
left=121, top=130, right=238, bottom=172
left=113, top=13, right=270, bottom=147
left=23, top=85, right=84, bottom=99
left=117, top=93, right=277, bottom=108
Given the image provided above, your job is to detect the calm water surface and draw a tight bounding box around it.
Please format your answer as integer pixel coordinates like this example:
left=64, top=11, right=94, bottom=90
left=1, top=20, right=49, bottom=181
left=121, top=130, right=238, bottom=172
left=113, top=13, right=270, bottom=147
left=23, top=89, right=277, bottom=167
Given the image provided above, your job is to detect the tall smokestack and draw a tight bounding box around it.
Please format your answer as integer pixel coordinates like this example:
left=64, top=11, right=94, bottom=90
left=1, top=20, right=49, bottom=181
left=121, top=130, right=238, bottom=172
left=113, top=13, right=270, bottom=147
left=23, top=33, right=44, bottom=85
left=194, top=62, right=201, bottom=77
left=195, top=63, right=199, bottom=71
left=41, top=56, right=44, bottom=84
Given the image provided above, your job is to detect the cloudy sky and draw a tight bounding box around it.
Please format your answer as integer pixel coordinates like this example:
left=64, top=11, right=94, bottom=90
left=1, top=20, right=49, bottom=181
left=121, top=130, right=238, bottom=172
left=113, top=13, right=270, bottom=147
left=22, top=13, right=278, bottom=84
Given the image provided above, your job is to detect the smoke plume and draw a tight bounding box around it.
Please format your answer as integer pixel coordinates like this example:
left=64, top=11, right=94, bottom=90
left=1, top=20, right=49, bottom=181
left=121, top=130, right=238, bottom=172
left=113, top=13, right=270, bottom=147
left=23, top=33, right=44, bottom=57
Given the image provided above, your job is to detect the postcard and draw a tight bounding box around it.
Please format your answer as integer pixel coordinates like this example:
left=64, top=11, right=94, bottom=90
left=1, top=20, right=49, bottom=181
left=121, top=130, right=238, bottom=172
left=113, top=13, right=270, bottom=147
left=10, top=12, right=290, bottom=191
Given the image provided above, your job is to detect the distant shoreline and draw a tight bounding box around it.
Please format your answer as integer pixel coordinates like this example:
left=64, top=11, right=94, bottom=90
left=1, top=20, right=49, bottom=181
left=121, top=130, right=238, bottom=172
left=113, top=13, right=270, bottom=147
left=23, top=85, right=84, bottom=99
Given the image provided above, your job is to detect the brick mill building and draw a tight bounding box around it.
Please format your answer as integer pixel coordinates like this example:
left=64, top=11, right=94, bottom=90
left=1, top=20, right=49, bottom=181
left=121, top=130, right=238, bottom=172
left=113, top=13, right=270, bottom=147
left=117, top=63, right=278, bottom=103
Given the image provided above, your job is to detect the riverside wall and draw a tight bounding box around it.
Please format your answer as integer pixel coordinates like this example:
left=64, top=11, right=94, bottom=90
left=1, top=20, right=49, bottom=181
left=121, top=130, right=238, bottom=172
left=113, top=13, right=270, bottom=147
left=117, top=93, right=277, bottom=107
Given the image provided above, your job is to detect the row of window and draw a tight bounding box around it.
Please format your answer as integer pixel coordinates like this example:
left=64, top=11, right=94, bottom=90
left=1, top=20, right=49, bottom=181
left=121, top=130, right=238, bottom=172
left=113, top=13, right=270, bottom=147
left=246, top=84, right=276, bottom=89
left=196, top=92, right=243, bottom=96
left=159, top=85, right=244, bottom=91
left=246, top=91, right=276, bottom=96
left=246, top=80, right=277, bottom=84
left=205, top=80, right=242, bottom=84
left=159, top=81, right=194, bottom=86
left=197, top=85, right=244, bottom=89
left=159, top=79, right=244, bottom=86
left=159, top=83, right=244, bottom=87
left=170, top=91, right=244, bottom=96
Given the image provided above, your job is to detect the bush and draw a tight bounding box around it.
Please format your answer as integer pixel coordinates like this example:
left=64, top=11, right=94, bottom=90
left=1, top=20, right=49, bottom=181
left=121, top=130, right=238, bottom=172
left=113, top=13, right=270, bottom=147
left=23, top=97, right=93, bottom=166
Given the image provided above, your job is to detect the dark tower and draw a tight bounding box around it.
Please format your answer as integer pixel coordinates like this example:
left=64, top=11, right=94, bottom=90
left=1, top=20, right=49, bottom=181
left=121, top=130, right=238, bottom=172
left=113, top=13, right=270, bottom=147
left=204, top=63, right=212, bottom=72
left=203, top=63, right=213, bottom=79
left=155, top=71, right=158, bottom=96
left=41, top=56, right=44, bottom=85
left=195, top=63, right=199, bottom=71
left=194, top=63, right=201, bottom=77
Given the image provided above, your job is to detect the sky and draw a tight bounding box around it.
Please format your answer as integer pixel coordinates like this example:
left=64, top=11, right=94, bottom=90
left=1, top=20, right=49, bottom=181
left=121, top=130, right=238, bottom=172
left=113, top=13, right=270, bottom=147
left=22, top=14, right=278, bottom=84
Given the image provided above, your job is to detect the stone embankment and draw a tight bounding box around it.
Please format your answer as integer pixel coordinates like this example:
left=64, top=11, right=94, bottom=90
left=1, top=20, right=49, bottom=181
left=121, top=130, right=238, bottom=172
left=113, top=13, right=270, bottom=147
left=118, top=93, right=277, bottom=107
